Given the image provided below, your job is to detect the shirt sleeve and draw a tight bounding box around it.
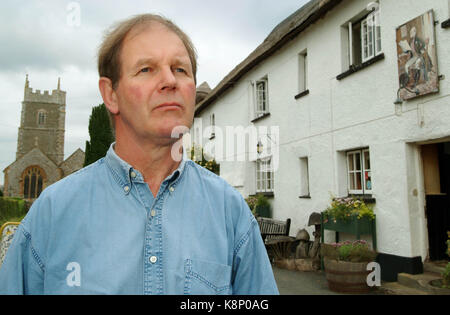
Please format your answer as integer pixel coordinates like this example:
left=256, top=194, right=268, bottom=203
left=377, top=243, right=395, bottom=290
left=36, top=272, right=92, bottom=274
left=0, top=222, right=45, bottom=295
left=230, top=196, right=279, bottom=295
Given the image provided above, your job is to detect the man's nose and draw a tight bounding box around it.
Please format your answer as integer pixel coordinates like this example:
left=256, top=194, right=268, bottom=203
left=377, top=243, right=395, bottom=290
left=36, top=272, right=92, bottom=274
left=158, top=67, right=177, bottom=91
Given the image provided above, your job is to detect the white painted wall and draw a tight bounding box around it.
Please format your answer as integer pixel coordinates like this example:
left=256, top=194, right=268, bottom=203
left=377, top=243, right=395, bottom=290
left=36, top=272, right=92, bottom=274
left=193, top=0, right=450, bottom=260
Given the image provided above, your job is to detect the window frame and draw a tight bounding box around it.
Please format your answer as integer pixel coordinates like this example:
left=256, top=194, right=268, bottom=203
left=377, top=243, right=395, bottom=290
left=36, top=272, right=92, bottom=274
left=361, top=9, right=382, bottom=63
left=298, top=50, right=308, bottom=94
left=209, top=113, right=215, bottom=139
left=256, top=157, right=274, bottom=194
left=347, top=148, right=372, bottom=195
left=22, top=166, right=45, bottom=200
left=254, top=77, right=269, bottom=118
left=346, top=8, right=382, bottom=67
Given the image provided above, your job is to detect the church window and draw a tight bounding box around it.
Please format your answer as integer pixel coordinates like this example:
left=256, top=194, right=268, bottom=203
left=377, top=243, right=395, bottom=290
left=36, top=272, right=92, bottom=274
left=22, top=166, right=45, bottom=199
left=37, top=110, right=47, bottom=127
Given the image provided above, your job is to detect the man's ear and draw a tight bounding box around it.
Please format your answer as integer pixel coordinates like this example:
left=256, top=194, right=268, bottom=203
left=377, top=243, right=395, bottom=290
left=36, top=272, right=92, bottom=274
left=99, top=77, right=119, bottom=114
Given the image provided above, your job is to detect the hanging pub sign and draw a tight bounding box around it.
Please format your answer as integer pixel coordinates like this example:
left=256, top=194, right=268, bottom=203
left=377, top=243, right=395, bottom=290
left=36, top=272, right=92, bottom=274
left=396, top=10, right=439, bottom=101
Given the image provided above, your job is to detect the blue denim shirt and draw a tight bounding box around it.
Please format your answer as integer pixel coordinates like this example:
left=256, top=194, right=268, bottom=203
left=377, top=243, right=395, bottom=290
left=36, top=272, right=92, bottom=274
left=0, top=145, right=279, bottom=295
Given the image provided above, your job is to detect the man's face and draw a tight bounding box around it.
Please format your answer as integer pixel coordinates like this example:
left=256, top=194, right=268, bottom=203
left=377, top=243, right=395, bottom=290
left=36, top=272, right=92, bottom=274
left=114, top=22, right=196, bottom=145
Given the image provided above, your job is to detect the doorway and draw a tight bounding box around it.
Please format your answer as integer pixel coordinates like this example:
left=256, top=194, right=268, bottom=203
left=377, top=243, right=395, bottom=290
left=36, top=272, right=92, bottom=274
left=421, top=142, right=450, bottom=261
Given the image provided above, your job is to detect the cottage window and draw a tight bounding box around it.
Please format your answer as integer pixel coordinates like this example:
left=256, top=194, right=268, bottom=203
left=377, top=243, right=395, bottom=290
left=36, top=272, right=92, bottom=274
left=299, top=157, right=310, bottom=197
left=254, top=77, right=269, bottom=118
left=345, top=7, right=382, bottom=67
left=298, top=51, right=308, bottom=93
left=347, top=149, right=372, bottom=195
left=256, top=157, right=274, bottom=193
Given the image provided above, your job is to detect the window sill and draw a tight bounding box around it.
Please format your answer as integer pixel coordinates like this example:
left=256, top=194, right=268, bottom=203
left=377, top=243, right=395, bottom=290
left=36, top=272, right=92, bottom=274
left=348, top=194, right=376, bottom=204
left=251, top=112, right=271, bottom=123
left=294, top=89, right=310, bottom=100
left=336, top=53, right=385, bottom=81
left=250, top=192, right=274, bottom=198
left=442, top=18, right=450, bottom=28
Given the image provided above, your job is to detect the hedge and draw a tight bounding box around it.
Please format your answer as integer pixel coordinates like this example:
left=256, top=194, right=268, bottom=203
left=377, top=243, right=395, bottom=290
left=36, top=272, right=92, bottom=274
left=0, top=197, right=29, bottom=225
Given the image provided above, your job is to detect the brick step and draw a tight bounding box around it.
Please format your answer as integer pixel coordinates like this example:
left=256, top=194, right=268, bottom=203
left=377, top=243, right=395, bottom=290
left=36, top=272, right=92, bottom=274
left=395, top=272, right=450, bottom=295
left=423, top=261, right=447, bottom=275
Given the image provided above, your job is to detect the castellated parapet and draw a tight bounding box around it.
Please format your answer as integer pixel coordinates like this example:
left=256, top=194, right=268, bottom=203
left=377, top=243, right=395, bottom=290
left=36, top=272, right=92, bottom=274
left=23, top=77, right=66, bottom=105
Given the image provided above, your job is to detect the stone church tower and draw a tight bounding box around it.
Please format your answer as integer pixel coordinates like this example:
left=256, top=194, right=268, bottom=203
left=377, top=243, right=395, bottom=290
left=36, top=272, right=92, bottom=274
left=16, top=75, right=66, bottom=165
left=3, top=76, right=85, bottom=200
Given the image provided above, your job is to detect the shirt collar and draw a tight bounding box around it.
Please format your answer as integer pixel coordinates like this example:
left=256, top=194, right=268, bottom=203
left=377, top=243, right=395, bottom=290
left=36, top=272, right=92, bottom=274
left=105, top=142, right=188, bottom=194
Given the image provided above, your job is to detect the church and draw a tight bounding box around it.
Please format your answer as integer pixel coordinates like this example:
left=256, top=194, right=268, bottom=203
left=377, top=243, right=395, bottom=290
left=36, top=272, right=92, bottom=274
left=3, top=76, right=85, bottom=200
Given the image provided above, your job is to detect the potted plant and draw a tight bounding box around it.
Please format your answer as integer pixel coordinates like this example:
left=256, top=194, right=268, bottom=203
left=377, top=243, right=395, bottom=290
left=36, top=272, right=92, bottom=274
left=323, top=196, right=375, bottom=222
left=321, top=240, right=378, bottom=293
left=322, top=196, right=377, bottom=250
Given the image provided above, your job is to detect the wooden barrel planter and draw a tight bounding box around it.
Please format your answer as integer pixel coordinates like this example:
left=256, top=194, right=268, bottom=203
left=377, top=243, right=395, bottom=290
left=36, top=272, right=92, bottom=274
left=324, top=258, right=371, bottom=293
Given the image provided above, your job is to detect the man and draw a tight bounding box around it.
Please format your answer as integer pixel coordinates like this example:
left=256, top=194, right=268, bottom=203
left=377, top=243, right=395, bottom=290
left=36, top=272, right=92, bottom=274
left=0, top=14, right=279, bottom=295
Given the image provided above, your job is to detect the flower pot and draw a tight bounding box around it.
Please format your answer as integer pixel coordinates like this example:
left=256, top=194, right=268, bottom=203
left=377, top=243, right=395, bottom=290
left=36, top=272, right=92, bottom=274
left=323, top=257, right=371, bottom=293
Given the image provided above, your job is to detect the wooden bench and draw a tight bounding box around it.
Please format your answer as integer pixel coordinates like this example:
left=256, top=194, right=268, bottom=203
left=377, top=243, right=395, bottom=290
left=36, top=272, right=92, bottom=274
left=256, top=217, right=291, bottom=244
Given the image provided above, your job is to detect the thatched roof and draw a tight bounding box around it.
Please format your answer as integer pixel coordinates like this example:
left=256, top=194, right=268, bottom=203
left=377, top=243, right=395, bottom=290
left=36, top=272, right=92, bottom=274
left=195, top=0, right=343, bottom=115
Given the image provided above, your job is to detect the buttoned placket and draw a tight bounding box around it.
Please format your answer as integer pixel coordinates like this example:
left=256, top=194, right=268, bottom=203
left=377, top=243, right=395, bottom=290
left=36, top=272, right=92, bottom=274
left=136, top=174, right=180, bottom=295
left=122, top=161, right=184, bottom=295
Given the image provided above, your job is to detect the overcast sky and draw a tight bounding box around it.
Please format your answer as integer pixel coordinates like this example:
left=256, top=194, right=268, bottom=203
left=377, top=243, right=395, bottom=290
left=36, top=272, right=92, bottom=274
left=0, top=0, right=309, bottom=186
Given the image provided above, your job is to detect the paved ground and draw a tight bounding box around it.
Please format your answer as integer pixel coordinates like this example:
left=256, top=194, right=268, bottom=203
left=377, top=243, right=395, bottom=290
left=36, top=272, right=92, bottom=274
left=273, top=266, right=341, bottom=295
left=272, top=266, right=384, bottom=295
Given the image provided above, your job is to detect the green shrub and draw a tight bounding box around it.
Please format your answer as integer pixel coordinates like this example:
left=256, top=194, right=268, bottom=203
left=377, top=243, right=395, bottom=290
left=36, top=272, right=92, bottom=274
left=0, top=197, right=29, bottom=226
left=254, top=194, right=272, bottom=218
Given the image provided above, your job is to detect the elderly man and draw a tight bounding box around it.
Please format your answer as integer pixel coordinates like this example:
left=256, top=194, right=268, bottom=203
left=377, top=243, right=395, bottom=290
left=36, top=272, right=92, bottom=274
left=0, top=14, right=279, bottom=295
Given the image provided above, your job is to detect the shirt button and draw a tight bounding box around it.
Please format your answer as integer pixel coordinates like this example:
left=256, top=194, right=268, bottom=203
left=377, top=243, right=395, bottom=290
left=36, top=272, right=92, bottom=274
left=169, top=186, right=175, bottom=192
left=124, top=186, right=130, bottom=192
left=151, top=209, right=156, bottom=217
left=149, top=256, right=157, bottom=263
left=130, top=171, right=136, bottom=178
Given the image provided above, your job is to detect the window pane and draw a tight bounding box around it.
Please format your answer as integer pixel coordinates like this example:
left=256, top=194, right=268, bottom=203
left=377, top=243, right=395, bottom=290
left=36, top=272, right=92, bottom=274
left=355, top=153, right=361, bottom=170
left=356, top=171, right=362, bottom=190
left=368, top=24, right=374, bottom=58
left=30, top=173, right=36, bottom=199
left=348, top=153, right=354, bottom=171
left=37, top=176, right=43, bottom=197
left=24, top=175, right=29, bottom=199
left=349, top=173, right=355, bottom=190
left=364, top=151, right=370, bottom=170
left=365, top=171, right=372, bottom=191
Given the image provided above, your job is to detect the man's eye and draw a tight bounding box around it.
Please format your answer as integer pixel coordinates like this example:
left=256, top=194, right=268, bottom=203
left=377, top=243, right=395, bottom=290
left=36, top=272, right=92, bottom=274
left=175, top=68, right=186, bottom=73
left=140, top=67, right=150, bottom=73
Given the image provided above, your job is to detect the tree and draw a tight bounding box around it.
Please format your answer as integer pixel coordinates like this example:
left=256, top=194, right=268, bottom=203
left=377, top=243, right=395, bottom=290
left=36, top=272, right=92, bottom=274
left=84, top=103, right=115, bottom=166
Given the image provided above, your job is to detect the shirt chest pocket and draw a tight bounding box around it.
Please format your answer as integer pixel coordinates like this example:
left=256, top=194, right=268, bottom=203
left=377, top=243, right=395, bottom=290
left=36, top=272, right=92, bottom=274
left=184, top=259, right=232, bottom=295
